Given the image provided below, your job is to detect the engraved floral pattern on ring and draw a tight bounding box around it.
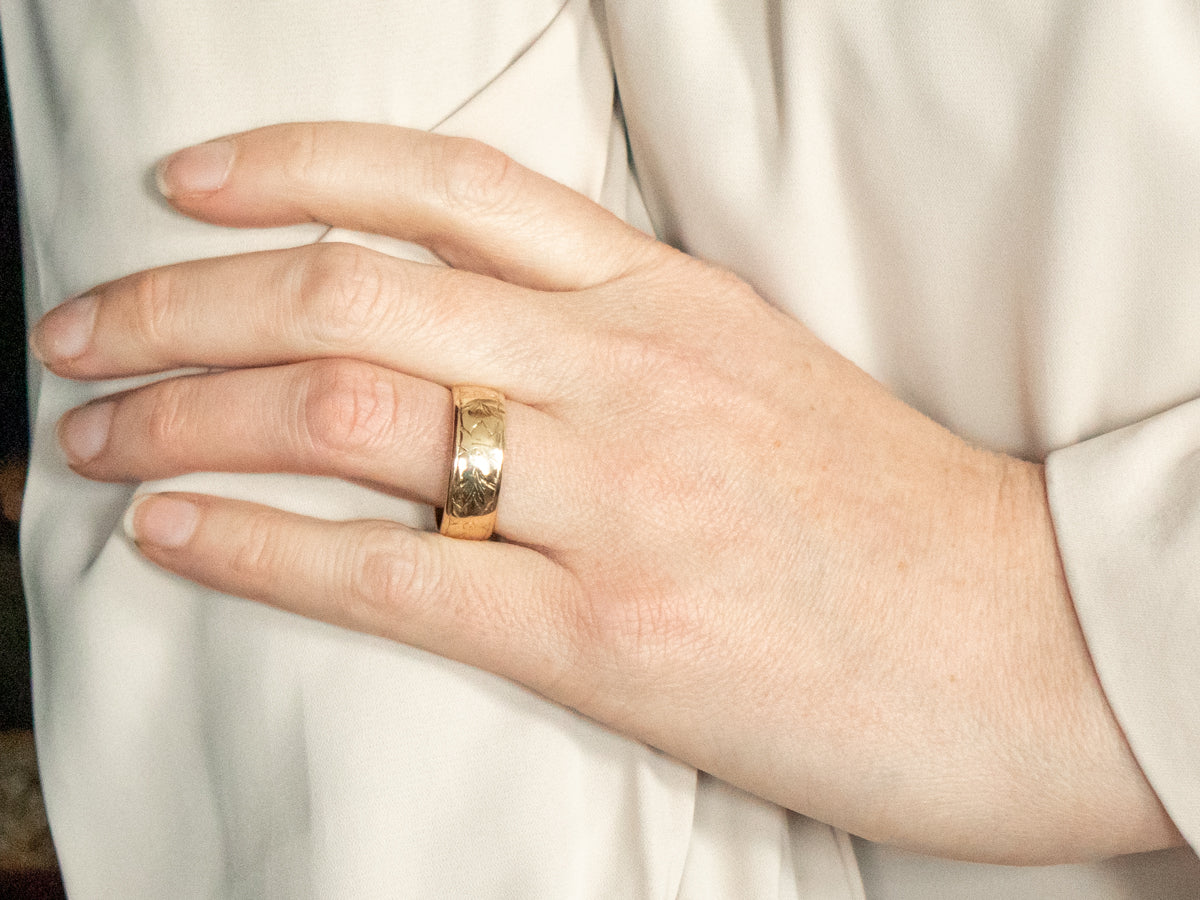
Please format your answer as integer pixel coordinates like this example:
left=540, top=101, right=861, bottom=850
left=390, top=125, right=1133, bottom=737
left=447, top=396, right=505, bottom=519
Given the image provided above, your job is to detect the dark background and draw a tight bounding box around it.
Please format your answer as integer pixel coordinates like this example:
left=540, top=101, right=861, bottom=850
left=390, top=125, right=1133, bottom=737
left=0, top=38, right=33, bottom=732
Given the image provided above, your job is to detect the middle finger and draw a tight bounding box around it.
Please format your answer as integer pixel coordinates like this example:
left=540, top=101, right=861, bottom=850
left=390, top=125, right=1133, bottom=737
left=33, top=242, right=581, bottom=405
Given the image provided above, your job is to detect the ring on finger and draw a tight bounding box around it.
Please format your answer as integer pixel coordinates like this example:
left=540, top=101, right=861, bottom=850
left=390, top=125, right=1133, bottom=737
left=439, top=385, right=505, bottom=540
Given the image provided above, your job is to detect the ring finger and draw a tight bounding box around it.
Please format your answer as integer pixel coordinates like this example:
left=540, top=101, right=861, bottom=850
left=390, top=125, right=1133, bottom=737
left=57, top=360, right=573, bottom=546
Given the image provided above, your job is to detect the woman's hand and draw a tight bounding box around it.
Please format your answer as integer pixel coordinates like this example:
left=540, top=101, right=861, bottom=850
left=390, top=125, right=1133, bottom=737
left=32, top=123, right=1180, bottom=863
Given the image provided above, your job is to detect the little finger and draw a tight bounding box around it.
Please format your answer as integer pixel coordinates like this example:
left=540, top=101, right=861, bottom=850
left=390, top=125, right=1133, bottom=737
left=124, top=493, right=588, bottom=699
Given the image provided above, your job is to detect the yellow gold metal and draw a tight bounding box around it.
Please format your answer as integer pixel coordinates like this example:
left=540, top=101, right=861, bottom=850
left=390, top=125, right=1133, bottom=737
left=439, top=385, right=505, bottom=540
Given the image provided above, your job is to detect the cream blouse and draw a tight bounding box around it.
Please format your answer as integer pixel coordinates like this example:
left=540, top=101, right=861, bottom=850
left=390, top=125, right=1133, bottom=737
left=3, top=0, right=1197, bottom=895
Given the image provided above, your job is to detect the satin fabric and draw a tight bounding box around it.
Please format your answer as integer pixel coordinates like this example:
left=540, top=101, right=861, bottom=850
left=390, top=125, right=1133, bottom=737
left=2, top=0, right=1198, bottom=896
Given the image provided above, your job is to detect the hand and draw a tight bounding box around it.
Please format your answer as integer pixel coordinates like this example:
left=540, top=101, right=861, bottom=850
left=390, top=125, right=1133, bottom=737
left=33, top=122, right=1180, bottom=864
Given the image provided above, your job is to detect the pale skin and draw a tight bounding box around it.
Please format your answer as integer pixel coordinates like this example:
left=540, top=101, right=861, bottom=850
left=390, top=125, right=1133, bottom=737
left=32, top=122, right=1182, bottom=865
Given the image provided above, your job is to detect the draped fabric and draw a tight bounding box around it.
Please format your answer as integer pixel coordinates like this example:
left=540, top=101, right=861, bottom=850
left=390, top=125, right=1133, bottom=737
left=3, top=0, right=1198, bottom=896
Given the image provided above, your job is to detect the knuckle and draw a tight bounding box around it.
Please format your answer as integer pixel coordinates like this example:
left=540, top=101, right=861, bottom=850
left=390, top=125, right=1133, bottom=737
left=296, top=242, right=392, bottom=347
left=345, top=525, right=439, bottom=619
left=590, top=312, right=729, bottom=412
left=301, top=359, right=398, bottom=460
left=432, top=136, right=519, bottom=216
left=693, top=257, right=753, bottom=301
left=228, top=507, right=287, bottom=580
left=144, top=378, right=194, bottom=464
left=280, top=122, right=341, bottom=190
left=128, top=267, right=179, bottom=351
left=574, top=581, right=705, bottom=682
left=692, top=261, right=769, bottom=335
left=593, top=329, right=685, bottom=394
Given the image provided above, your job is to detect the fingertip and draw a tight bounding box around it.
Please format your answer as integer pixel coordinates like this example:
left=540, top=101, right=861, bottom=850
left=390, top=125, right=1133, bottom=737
left=30, top=293, right=97, bottom=366
left=57, top=400, right=113, bottom=467
left=156, top=140, right=236, bottom=200
left=121, top=495, right=143, bottom=543
left=124, top=493, right=200, bottom=549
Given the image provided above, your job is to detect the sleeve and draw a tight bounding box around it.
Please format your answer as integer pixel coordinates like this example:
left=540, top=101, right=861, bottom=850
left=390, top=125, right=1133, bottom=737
left=1047, top=400, right=1200, bottom=848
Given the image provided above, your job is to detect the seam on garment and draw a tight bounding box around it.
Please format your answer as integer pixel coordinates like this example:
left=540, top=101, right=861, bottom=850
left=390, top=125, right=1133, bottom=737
left=428, top=0, right=574, bottom=133
left=306, top=0, right=573, bottom=253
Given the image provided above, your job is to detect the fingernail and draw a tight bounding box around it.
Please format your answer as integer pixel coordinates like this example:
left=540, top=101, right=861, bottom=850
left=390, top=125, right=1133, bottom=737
left=156, top=140, right=235, bottom=198
left=30, top=294, right=97, bottom=363
left=124, top=494, right=199, bottom=548
left=58, top=401, right=114, bottom=465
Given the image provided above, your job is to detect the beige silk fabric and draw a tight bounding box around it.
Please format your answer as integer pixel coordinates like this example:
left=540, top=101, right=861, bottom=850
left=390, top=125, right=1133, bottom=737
left=3, top=0, right=1200, bottom=896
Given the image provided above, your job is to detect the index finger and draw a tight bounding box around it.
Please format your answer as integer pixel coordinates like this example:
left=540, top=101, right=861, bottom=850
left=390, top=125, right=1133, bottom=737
left=156, top=122, right=658, bottom=291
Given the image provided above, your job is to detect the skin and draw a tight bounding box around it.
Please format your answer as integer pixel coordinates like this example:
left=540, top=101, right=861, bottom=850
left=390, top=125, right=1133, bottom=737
left=32, top=122, right=1182, bottom=864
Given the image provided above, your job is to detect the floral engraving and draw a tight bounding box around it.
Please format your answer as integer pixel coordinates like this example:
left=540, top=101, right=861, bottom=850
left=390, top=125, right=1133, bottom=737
left=447, top=397, right=505, bottom=519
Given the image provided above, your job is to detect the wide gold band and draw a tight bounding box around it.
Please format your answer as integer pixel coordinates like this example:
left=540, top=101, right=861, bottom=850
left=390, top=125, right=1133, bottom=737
left=439, top=385, right=506, bottom=540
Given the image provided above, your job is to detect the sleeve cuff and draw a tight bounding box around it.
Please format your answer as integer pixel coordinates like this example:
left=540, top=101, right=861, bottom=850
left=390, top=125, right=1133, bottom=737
left=1046, top=398, right=1200, bottom=850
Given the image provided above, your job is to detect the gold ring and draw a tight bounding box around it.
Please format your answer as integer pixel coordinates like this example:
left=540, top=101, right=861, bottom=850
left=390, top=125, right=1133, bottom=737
left=439, top=385, right=506, bottom=540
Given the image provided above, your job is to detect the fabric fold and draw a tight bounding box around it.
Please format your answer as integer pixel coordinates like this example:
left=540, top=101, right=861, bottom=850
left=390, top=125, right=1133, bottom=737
left=1046, top=398, right=1200, bottom=850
